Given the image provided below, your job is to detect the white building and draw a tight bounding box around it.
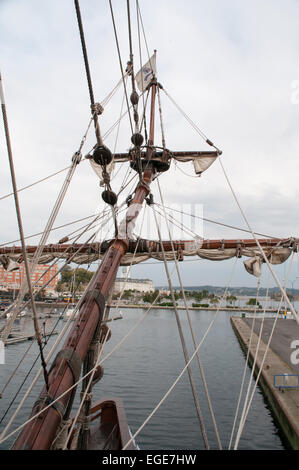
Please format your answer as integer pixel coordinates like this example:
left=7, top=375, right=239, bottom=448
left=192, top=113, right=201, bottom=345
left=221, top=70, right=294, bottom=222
left=113, top=278, right=154, bottom=294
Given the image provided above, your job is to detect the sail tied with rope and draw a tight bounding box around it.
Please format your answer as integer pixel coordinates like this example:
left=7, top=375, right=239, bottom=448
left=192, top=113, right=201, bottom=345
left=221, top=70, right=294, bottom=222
left=0, top=238, right=297, bottom=275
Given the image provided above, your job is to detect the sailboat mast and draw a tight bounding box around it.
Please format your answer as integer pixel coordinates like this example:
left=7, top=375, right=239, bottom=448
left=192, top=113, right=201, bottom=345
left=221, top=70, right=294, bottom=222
left=13, top=81, right=158, bottom=450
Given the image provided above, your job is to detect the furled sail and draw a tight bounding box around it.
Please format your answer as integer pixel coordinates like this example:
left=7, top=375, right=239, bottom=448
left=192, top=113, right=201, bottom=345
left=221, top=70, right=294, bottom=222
left=99, top=150, right=219, bottom=176
left=0, top=239, right=297, bottom=275
left=89, top=158, right=114, bottom=185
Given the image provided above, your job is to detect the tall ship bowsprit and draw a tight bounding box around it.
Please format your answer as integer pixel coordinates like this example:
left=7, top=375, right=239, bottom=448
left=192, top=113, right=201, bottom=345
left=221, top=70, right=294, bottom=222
left=0, top=0, right=298, bottom=451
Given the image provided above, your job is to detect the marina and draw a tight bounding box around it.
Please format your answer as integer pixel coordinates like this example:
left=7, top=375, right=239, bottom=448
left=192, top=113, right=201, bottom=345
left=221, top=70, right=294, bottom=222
left=0, top=310, right=289, bottom=450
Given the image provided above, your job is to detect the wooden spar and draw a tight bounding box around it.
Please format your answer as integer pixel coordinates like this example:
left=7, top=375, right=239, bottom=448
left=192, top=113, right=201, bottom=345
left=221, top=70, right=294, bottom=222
left=0, top=237, right=297, bottom=257
left=12, top=81, right=158, bottom=450
left=112, top=150, right=219, bottom=162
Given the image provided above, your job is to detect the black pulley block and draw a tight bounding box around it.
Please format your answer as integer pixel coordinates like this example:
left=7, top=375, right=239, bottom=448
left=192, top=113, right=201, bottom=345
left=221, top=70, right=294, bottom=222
left=131, top=133, right=144, bottom=147
left=102, top=189, right=118, bottom=206
left=93, top=145, right=113, bottom=166
left=130, top=91, right=139, bottom=105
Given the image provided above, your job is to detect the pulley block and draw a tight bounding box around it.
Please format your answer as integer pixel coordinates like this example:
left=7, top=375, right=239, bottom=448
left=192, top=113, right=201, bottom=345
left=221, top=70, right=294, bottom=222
left=93, top=144, right=113, bottom=166
left=101, top=189, right=118, bottom=206
left=130, top=91, right=139, bottom=106
left=131, top=133, right=144, bottom=147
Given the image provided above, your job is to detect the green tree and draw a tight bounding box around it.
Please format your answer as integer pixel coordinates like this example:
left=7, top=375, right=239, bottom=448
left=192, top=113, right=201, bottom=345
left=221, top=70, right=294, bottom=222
left=59, top=267, right=95, bottom=290
left=247, top=298, right=262, bottom=307
left=60, top=266, right=73, bottom=284
left=227, top=295, right=237, bottom=305
left=143, top=290, right=159, bottom=303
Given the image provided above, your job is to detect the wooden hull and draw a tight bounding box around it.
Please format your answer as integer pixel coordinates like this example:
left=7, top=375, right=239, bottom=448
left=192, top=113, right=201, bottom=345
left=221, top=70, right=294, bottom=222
left=86, top=397, right=137, bottom=450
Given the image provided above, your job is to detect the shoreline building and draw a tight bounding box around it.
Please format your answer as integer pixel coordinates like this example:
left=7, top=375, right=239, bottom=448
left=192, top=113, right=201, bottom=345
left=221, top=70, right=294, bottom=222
left=113, top=267, right=154, bottom=294
left=113, top=278, right=154, bottom=294
left=0, top=263, right=59, bottom=294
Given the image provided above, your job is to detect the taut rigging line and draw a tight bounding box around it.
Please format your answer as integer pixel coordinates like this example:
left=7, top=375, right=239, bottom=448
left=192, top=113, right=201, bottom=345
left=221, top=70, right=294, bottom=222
left=108, top=0, right=134, bottom=135
left=0, top=71, right=50, bottom=391
left=156, top=179, right=222, bottom=449
left=74, top=0, right=103, bottom=146
left=151, top=203, right=210, bottom=450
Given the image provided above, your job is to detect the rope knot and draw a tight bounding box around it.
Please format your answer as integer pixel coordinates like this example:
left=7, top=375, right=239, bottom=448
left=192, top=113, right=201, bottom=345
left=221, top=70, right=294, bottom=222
left=91, top=103, right=104, bottom=115
left=126, top=61, right=133, bottom=75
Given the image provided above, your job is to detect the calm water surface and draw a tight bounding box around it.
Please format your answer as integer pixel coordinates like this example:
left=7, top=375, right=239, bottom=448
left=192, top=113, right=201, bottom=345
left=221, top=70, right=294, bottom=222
left=0, top=309, right=287, bottom=450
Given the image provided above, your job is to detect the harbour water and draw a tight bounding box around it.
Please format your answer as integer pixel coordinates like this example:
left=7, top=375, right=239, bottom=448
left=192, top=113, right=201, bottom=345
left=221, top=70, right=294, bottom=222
left=0, top=308, right=289, bottom=450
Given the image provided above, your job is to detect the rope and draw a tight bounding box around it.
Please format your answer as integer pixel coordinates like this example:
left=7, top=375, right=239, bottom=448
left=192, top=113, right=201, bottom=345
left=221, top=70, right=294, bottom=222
left=0, top=212, right=114, bottom=441
left=126, top=0, right=139, bottom=133
left=110, top=79, right=128, bottom=181
left=154, top=202, right=280, bottom=240
left=0, top=210, right=111, bottom=340
left=108, top=0, right=134, bottom=134
left=1, top=173, right=135, bottom=326
left=234, top=274, right=271, bottom=448
left=62, top=326, right=111, bottom=449
left=0, top=73, right=129, bottom=205
left=1, top=195, right=140, bottom=442
left=2, top=114, right=93, bottom=340
left=0, top=222, right=105, bottom=406
left=100, top=74, right=128, bottom=108
left=101, top=92, right=143, bottom=141
left=218, top=156, right=299, bottom=324
left=136, top=1, right=148, bottom=140
left=0, top=165, right=72, bottom=202
left=162, top=88, right=221, bottom=153
left=0, top=214, right=109, bottom=420
left=0, top=170, right=136, bottom=248
left=113, top=205, right=147, bottom=314
left=151, top=203, right=210, bottom=450
left=0, top=291, right=79, bottom=425
left=156, top=179, right=222, bottom=449
left=0, top=214, right=97, bottom=247
left=138, top=88, right=150, bottom=132
left=62, top=206, right=149, bottom=448
left=0, top=76, right=125, bottom=206
left=153, top=206, right=199, bottom=239
left=1, top=70, right=49, bottom=390
left=120, top=257, right=204, bottom=266
left=0, top=340, right=34, bottom=399
left=228, top=277, right=262, bottom=449
left=1, top=203, right=170, bottom=443
left=136, top=0, right=154, bottom=72
left=123, top=257, right=238, bottom=450
left=157, top=86, right=166, bottom=149
left=233, top=252, right=295, bottom=449
left=175, top=161, right=202, bottom=178
left=50, top=419, right=72, bottom=450
left=0, top=264, right=179, bottom=447
left=74, top=0, right=103, bottom=145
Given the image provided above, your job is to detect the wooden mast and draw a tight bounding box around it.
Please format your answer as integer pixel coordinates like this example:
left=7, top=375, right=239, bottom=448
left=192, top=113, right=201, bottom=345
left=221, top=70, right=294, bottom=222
left=13, top=80, right=158, bottom=450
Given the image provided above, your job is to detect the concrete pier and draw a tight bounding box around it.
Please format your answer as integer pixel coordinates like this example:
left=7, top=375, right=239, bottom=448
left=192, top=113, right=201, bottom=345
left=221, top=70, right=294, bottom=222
left=231, top=316, right=299, bottom=449
left=109, top=304, right=280, bottom=312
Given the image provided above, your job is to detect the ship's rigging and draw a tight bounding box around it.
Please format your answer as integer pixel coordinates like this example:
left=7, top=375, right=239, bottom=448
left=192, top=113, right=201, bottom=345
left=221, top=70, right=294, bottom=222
left=0, top=0, right=298, bottom=451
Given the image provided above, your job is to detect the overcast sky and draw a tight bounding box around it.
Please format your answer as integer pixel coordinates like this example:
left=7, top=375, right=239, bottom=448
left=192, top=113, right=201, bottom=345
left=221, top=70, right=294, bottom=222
left=0, top=0, right=299, bottom=289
